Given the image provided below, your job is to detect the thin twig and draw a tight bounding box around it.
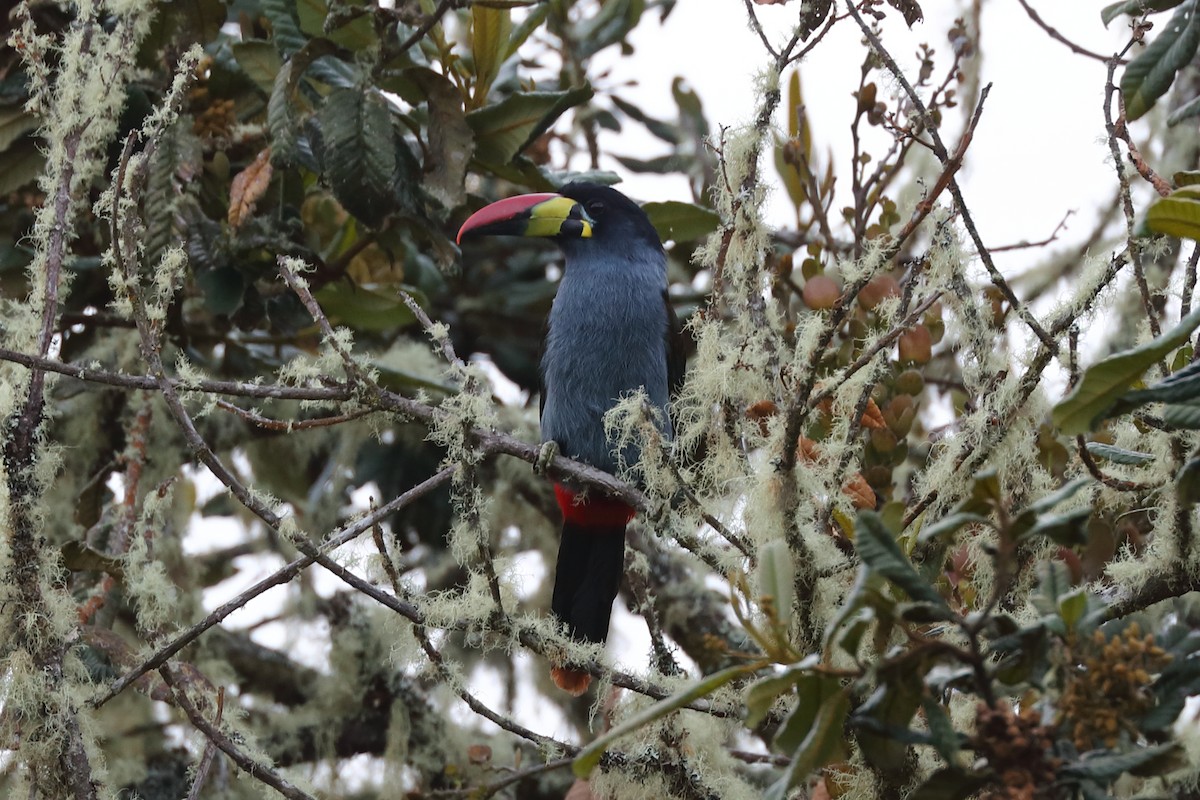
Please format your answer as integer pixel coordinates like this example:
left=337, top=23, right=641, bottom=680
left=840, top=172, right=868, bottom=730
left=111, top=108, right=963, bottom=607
left=91, top=467, right=455, bottom=708
left=185, top=687, right=224, bottom=800
left=161, top=666, right=315, bottom=800
left=1015, top=0, right=1124, bottom=65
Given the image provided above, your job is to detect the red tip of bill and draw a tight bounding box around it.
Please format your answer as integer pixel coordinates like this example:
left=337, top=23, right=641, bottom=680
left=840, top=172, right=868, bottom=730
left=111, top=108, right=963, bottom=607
left=456, top=193, right=560, bottom=244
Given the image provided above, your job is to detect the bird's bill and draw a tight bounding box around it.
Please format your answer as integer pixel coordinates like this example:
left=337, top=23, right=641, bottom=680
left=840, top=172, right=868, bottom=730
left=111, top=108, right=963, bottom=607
left=456, top=193, right=594, bottom=244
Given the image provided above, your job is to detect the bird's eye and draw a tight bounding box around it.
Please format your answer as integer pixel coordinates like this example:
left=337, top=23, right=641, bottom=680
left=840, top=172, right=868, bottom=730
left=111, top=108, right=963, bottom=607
left=585, top=199, right=606, bottom=218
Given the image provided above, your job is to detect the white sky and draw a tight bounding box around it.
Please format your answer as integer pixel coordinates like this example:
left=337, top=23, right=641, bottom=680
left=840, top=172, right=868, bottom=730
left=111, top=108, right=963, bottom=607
left=594, top=1, right=1138, bottom=277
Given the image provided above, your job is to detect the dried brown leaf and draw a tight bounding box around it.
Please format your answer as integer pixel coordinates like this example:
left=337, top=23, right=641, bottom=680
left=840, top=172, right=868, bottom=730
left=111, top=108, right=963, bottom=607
left=228, top=147, right=273, bottom=229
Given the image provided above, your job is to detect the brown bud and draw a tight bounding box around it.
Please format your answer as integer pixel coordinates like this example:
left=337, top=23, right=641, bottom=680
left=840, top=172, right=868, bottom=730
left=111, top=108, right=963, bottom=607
left=898, top=325, right=933, bottom=364
left=802, top=274, right=842, bottom=310
left=857, top=274, right=901, bottom=310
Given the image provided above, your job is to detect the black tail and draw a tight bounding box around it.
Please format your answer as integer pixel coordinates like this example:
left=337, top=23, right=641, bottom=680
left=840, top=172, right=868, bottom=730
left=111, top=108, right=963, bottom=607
left=551, top=521, right=627, bottom=643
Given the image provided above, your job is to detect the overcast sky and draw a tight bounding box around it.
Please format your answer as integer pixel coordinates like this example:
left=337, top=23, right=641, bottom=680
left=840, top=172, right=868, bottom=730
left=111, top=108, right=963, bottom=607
left=592, top=1, right=1137, bottom=280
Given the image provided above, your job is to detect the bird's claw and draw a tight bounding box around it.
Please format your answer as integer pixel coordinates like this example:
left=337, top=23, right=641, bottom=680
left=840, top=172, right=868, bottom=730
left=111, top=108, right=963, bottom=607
left=533, top=440, right=559, bottom=476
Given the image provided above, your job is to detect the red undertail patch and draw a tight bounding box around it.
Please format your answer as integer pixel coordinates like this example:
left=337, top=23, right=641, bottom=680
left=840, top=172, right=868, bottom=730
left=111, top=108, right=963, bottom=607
left=554, top=484, right=635, bottom=528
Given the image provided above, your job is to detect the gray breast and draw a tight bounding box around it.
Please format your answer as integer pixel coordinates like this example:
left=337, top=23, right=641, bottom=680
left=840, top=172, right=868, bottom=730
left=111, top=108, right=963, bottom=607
left=539, top=255, right=670, bottom=474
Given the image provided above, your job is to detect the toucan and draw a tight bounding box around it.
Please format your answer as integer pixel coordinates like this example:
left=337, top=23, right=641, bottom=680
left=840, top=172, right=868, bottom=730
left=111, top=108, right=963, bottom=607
left=458, top=183, right=684, bottom=694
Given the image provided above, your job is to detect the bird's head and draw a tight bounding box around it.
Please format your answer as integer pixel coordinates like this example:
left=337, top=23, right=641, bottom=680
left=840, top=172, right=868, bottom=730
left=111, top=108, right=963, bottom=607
left=456, top=182, right=661, bottom=257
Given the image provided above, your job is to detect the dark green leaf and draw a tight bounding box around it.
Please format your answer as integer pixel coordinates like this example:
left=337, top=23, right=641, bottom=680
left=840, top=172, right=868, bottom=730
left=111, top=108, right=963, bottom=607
left=1102, top=0, right=1188, bottom=27
left=0, top=107, right=38, bottom=152
left=573, top=0, right=645, bottom=58
left=853, top=682, right=922, bottom=772
left=319, top=88, right=397, bottom=227
left=642, top=201, right=719, bottom=242
left=1177, top=456, right=1200, bottom=502
left=917, top=512, right=990, bottom=544
left=296, top=0, right=376, bottom=49
left=1168, top=92, right=1200, bottom=125
left=856, top=511, right=949, bottom=609
left=1116, top=357, right=1200, bottom=410
left=1052, top=305, right=1200, bottom=433
left=611, top=95, right=681, bottom=144
left=196, top=266, right=246, bottom=315
left=1163, top=399, right=1200, bottom=428
left=1020, top=507, right=1092, bottom=546
left=1085, top=442, right=1155, bottom=464
left=313, top=282, right=416, bottom=331
left=745, top=661, right=812, bottom=728
left=1061, top=743, right=1181, bottom=780
left=766, top=685, right=850, bottom=799
left=614, top=153, right=692, bottom=174
left=885, top=0, right=923, bottom=26
left=261, top=0, right=357, bottom=86
left=61, top=541, right=125, bottom=580
left=909, top=768, right=991, bottom=800
left=798, top=0, right=833, bottom=39
left=467, top=87, right=594, bottom=165
left=921, top=697, right=959, bottom=763
left=232, top=40, right=283, bottom=94
left=1121, top=1, right=1200, bottom=121
left=775, top=672, right=843, bottom=753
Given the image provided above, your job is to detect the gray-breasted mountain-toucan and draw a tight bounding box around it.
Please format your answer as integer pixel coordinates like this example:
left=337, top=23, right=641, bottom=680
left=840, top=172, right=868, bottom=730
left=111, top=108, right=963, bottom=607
left=458, top=183, right=684, bottom=694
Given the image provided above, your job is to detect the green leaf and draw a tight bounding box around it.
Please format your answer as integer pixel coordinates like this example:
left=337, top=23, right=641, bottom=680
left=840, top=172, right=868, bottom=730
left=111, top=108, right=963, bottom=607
left=261, top=0, right=357, bottom=86
left=1168, top=92, right=1200, bottom=125
left=642, top=201, right=720, bottom=242
left=1175, top=169, right=1200, bottom=186
left=854, top=681, right=922, bottom=772
left=757, top=538, right=794, bottom=630
left=1022, top=507, right=1092, bottom=546
left=745, top=660, right=814, bottom=728
left=1061, top=743, right=1181, bottom=781
left=1121, top=1, right=1200, bottom=121
left=774, top=672, right=844, bottom=752
left=232, top=40, right=283, bottom=94
left=1115, top=357, right=1200, bottom=411
left=1176, top=456, right=1200, bottom=502
left=917, top=512, right=990, bottom=544
left=1143, top=185, right=1200, bottom=238
left=909, top=768, right=991, bottom=800
left=1163, top=399, right=1200, bottom=428
left=573, top=0, right=645, bottom=59
left=470, top=5, right=513, bottom=106
left=1085, top=442, right=1155, bottom=464
left=196, top=266, right=246, bottom=315
left=798, top=0, right=834, bottom=39
left=0, top=137, right=46, bottom=194
left=611, top=95, right=681, bottom=144
left=61, top=541, right=125, bottom=581
left=885, top=0, right=923, bottom=26
left=572, top=663, right=755, bottom=778
left=856, top=511, right=949, bottom=609
left=319, top=88, right=397, bottom=227
left=296, top=0, right=376, bottom=49
left=921, top=697, right=960, bottom=763
left=0, top=107, right=38, bottom=152
left=765, top=685, right=850, bottom=800
left=1051, top=304, right=1200, bottom=433
left=506, top=3, right=550, bottom=58
left=1059, top=588, right=1088, bottom=628
left=467, top=87, right=595, bottom=165
left=313, top=282, right=417, bottom=332
left=1102, top=0, right=1188, bottom=27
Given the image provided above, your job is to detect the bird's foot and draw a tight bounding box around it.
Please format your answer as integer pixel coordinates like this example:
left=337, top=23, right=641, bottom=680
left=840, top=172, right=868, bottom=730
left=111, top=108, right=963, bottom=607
left=533, top=440, right=559, bottom=476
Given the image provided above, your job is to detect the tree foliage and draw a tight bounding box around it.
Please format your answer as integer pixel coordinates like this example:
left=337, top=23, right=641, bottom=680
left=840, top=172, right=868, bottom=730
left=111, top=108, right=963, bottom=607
left=3, top=1, right=1200, bottom=799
